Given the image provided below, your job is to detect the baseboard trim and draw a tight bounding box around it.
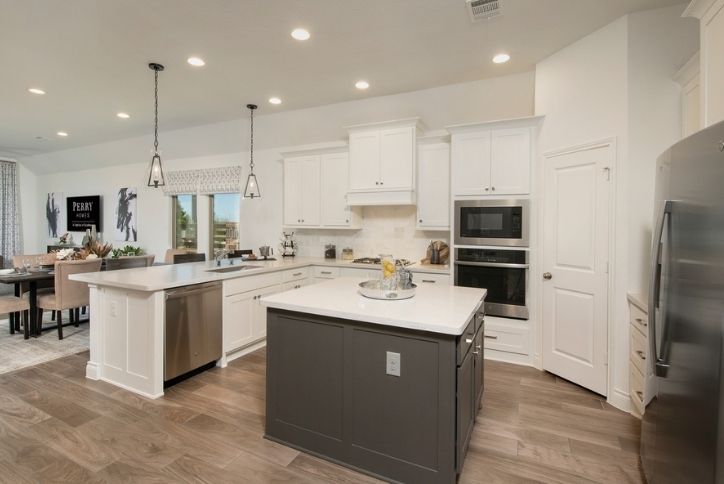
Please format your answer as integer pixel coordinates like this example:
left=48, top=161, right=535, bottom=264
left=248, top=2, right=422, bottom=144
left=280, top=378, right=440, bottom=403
left=484, top=349, right=533, bottom=367
left=225, top=339, right=267, bottom=363
left=608, top=387, right=632, bottom=413
left=85, top=361, right=99, bottom=380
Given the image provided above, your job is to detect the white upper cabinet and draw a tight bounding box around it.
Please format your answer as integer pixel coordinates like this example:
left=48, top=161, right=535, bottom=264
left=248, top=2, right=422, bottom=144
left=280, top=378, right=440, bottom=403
left=283, top=147, right=360, bottom=229
left=283, top=155, right=320, bottom=227
left=417, top=142, right=450, bottom=230
left=450, top=131, right=491, bottom=196
left=321, top=152, right=355, bottom=227
left=490, top=128, right=531, bottom=195
left=449, top=118, right=538, bottom=197
left=347, top=119, right=421, bottom=205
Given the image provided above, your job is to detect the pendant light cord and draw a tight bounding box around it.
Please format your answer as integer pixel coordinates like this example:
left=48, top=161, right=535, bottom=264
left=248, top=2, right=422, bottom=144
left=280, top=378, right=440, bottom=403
left=154, top=69, right=159, bottom=155
left=249, top=106, right=254, bottom=173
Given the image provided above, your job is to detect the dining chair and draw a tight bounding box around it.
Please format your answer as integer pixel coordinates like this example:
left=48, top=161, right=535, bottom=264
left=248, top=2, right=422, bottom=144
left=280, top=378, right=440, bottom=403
left=0, top=296, right=30, bottom=339
left=11, top=253, right=56, bottom=330
left=36, top=258, right=102, bottom=339
left=164, top=249, right=189, bottom=264
left=105, top=254, right=155, bottom=271
left=173, top=253, right=206, bottom=264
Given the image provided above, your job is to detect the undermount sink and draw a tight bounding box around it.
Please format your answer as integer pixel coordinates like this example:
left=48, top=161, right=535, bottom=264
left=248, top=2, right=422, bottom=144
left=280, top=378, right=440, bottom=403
left=206, top=265, right=261, bottom=273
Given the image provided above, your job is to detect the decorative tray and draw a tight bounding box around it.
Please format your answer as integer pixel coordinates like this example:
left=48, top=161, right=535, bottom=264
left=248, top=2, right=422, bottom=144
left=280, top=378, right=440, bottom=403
left=358, top=280, right=416, bottom=300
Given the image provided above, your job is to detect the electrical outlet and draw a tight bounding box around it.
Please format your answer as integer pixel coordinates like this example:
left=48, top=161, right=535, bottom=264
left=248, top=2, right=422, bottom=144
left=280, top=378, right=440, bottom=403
left=386, top=351, right=401, bottom=377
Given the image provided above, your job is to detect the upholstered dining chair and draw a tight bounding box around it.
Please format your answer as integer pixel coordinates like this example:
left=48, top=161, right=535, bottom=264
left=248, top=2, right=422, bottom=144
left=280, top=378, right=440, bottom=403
left=164, top=249, right=189, bottom=264
left=1, top=296, right=30, bottom=339
left=36, top=258, right=102, bottom=339
left=105, top=254, right=155, bottom=271
left=10, top=253, right=57, bottom=331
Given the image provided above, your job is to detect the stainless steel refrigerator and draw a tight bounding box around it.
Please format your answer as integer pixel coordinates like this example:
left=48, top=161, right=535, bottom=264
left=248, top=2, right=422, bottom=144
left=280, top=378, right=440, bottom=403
left=642, top=119, right=724, bottom=484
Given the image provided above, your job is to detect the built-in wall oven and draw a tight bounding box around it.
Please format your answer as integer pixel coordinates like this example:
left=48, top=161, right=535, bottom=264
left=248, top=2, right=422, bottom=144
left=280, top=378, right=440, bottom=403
left=454, top=199, right=529, bottom=247
left=455, top=248, right=529, bottom=320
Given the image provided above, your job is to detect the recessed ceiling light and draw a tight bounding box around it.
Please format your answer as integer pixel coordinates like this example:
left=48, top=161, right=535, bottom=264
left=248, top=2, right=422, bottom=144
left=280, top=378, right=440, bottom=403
left=492, top=53, right=510, bottom=64
left=28, top=88, right=45, bottom=95
left=291, top=28, right=310, bottom=41
left=355, top=80, right=370, bottom=90
left=116, top=112, right=130, bottom=119
left=187, top=57, right=205, bottom=67
left=268, top=97, right=282, bottom=105
left=56, top=131, right=68, bottom=137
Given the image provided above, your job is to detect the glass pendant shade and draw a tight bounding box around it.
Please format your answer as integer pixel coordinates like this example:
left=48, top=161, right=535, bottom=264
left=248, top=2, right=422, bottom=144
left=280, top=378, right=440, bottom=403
left=243, top=172, right=260, bottom=198
left=148, top=153, right=165, bottom=188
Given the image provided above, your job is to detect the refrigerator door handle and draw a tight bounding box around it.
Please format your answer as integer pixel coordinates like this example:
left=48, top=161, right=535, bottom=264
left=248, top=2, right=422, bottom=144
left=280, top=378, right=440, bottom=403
left=649, top=200, right=672, bottom=378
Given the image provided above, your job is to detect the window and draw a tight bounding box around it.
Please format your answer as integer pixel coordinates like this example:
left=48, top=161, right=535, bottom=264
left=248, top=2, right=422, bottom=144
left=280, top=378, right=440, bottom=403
left=210, top=193, right=241, bottom=255
left=172, top=195, right=198, bottom=249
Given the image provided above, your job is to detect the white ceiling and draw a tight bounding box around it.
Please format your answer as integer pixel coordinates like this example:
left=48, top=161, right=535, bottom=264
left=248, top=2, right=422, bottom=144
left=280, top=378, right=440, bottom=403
left=0, top=0, right=684, bottom=158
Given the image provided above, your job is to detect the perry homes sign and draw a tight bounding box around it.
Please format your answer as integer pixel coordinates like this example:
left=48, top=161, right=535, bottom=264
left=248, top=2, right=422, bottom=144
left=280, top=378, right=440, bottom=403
left=67, top=195, right=102, bottom=231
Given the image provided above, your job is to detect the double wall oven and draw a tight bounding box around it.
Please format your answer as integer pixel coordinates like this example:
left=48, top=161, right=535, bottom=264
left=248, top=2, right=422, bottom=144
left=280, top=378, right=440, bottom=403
left=454, top=199, right=530, bottom=320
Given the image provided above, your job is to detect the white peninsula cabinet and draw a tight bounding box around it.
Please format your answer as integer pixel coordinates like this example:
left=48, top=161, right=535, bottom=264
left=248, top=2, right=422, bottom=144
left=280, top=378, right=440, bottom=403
left=448, top=117, right=540, bottom=197
left=347, top=118, right=423, bottom=205
left=416, top=141, right=450, bottom=230
left=282, top=146, right=360, bottom=229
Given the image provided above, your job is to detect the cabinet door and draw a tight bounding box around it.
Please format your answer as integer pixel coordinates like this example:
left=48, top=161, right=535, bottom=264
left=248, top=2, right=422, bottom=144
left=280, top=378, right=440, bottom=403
left=490, top=128, right=530, bottom=195
left=380, top=127, right=414, bottom=190
left=417, top=143, right=450, bottom=229
left=252, top=285, right=282, bottom=340
left=300, top=157, right=321, bottom=226
left=223, top=292, right=255, bottom=352
left=451, top=131, right=491, bottom=196
left=455, top=349, right=475, bottom=473
left=283, top=158, right=304, bottom=226
left=349, top=131, right=380, bottom=191
left=321, top=153, right=352, bottom=226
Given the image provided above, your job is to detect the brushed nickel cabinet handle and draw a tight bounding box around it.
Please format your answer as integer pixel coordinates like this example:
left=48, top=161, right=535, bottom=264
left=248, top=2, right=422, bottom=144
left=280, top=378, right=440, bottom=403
left=465, top=338, right=474, bottom=344
left=484, top=335, right=498, bottom=340
left=636, top=350, right=646, bottom=360
left=292, top=272, right=302, bottom=276
left=635, top=317, right=648, bottom=327
left=321, top=271, right=332, bottom=275
left=422, top=279, right=436, bottom=283
left=635, top=390, right=644, bottom=402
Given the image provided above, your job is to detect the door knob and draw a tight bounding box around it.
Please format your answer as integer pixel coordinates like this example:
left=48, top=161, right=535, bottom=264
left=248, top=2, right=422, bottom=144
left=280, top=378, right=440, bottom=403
left=543, top=272, right=552, bottom=280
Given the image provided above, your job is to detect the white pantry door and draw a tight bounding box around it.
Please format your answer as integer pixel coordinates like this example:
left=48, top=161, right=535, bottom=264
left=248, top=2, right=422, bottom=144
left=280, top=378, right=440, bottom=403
left=542, top=143, right=611, bottom=396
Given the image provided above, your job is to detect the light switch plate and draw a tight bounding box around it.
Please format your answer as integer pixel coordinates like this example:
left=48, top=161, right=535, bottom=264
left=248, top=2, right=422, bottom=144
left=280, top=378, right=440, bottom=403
left=386, top=351, right=401, bottom=377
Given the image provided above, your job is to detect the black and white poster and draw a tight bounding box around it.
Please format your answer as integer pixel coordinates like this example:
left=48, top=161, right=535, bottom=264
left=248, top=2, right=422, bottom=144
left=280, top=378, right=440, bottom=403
left=115, top=187, right=138, bottom=242
left=46, top=192, right=65, bottom=238
left=67, top=195, right=102, bottom=231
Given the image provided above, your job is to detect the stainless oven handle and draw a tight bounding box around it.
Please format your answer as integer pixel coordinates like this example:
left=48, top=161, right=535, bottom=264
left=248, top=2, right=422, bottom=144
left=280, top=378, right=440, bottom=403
left=454, top=261, right=530, bottom=269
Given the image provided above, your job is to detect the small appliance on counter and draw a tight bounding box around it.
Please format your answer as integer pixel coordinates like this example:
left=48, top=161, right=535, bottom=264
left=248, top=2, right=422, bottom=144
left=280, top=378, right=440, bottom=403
left=341, top=247, right=354, bottom=261
left=258, top=246, right=275, bottom=260
left=280, top=232, right=297, bottom=257
left=324, top=244, right=336, bottom=259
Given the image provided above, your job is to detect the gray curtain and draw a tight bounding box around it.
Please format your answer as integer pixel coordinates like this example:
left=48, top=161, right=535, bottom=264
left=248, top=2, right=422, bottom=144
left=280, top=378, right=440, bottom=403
left=0, top=161, right=23, bottom=269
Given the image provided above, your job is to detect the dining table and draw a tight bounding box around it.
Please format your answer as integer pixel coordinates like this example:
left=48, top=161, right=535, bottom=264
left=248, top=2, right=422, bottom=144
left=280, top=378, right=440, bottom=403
left=0, top=269, right=54, bottom=339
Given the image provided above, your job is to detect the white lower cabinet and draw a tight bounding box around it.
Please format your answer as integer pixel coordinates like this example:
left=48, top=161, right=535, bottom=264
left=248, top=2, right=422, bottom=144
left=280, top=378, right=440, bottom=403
left=483, top=318, right=530, bottom=356
left=224, top=285, right=277, bottom=353
left=414, top=272, right=450, bottom=285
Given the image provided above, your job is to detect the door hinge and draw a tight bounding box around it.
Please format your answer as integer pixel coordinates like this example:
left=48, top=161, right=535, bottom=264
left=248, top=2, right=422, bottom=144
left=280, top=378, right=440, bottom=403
left=603, top=167, right=611, bottom=181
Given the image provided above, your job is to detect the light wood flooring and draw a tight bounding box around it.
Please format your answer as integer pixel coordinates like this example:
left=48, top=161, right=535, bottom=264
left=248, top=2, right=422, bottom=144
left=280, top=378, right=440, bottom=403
left=0, top=349, right=644, bottom=483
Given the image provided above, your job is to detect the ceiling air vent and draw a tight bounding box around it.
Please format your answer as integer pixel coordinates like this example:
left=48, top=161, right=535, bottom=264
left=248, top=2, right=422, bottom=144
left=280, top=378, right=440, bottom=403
left=466, top=0, right=502, bottom=22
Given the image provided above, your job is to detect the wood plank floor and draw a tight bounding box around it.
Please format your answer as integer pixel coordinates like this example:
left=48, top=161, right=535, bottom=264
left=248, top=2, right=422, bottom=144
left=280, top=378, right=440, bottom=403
left=0, top=349, right=644, bottom=483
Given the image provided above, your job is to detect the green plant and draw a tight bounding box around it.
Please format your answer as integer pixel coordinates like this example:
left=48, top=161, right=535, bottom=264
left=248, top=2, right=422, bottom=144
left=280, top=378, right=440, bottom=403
left=111, top=245, right=144, bottom=258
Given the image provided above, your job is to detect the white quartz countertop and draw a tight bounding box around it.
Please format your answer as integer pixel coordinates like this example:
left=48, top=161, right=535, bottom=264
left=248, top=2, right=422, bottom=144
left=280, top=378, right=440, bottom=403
left=69, top=257, right=450, bottom=292
left=261, top=277, right=485, bottom=336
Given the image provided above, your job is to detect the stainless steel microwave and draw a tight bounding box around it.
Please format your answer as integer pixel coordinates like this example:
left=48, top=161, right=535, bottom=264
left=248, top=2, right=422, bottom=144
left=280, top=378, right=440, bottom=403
left=454, top=199, right=529, bottom=247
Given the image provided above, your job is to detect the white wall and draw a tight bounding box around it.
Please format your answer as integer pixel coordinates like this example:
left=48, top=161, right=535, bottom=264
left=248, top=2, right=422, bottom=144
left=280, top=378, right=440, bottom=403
left=26, top=72, right=535, bottom=261
left=535, top=5, right=698, bottom=411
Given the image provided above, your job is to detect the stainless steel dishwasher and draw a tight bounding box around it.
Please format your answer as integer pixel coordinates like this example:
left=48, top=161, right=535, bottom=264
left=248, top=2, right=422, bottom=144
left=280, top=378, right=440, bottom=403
left=165, top=282, right=222, bottom=381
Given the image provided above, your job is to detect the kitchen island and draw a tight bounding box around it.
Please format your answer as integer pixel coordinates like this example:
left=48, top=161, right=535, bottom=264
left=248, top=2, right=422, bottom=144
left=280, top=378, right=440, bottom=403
left=261, top=278, right=486, bottom=484
left=70, top=257, right=450, bottom=399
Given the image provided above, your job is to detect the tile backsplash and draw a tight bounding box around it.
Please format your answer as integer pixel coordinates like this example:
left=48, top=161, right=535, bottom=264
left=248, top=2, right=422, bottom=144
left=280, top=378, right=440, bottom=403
left=293, top=206, right=449, bottom=261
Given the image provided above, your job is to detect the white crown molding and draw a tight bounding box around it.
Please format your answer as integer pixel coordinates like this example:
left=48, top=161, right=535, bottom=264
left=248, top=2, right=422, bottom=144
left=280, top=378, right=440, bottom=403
left=673, top=52, right=700, bottom=87
left=683, top=0, right=721, bottom=19
left=445, top=115, right=544, bottom=134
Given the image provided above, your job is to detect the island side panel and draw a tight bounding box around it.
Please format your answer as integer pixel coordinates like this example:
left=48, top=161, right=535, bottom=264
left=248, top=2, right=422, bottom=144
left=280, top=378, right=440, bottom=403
left=265, top=308, right=458, bottom=484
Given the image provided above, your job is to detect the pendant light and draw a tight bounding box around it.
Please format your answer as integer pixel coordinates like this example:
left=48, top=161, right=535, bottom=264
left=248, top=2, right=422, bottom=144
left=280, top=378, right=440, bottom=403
left=147, top=62, right=166, bottom=188
left=243, top=104, right=260, bottom=199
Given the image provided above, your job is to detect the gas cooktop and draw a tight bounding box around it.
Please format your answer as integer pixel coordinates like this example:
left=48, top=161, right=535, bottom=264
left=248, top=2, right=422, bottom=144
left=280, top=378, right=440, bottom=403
left=352, top=257, right=413, bottom=267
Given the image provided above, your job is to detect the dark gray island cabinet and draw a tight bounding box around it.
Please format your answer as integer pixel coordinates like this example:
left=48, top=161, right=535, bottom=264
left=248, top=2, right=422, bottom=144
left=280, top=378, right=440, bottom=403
left=261, top=278, right=486, bottom=484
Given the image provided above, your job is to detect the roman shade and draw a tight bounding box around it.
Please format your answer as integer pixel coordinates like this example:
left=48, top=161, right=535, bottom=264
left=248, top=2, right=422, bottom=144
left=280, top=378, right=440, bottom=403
left=162, top=166, right=242, bottom=195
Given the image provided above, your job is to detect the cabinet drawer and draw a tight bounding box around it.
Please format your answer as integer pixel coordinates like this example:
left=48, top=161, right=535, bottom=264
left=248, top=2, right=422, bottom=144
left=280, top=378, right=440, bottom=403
left=456, top=316, right=476, bottom=366
left=414, top=273, right=451, bottom=285
left=629, top=365, right=645, bottom=416
left=313, top=266, right=340, bottom=279
left=224, top=272, right=282, bottom=296
left=630, top=304, right=648, bottom=337
left=483, top=322, right=529, bottom=355
left=340, top=267, right=377, bottom=279
left=630, top=325, right=648, bottom=375
left=282, top=267, right=310, bottom=283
